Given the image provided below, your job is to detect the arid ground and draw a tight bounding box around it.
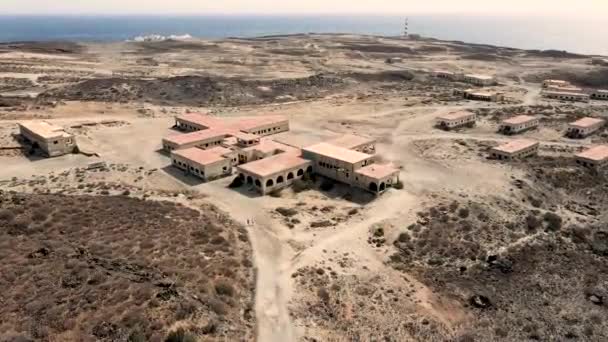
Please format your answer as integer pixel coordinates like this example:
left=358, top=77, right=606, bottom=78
left=1, top=34, right=608, bottom=341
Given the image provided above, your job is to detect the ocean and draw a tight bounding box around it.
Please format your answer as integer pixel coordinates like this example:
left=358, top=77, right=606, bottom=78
left=0, top=15, right=606, bottom=56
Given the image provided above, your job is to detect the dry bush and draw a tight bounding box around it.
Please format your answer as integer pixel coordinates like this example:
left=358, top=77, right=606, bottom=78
left=0, top=192, right=255, bottom=341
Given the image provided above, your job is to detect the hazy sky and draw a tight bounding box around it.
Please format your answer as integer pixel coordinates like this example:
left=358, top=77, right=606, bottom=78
left=2, top=0, right=607, bottom=15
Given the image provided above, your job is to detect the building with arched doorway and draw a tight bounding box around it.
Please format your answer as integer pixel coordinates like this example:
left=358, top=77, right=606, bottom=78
left=236, top=153, right=312, bottom=195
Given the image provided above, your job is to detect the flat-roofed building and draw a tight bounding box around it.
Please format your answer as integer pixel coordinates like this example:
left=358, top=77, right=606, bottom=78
left=303, top=142, right=375, bottom=185
left=499, top=115, right=540, bottom=135
left=542, top=90, right=590, bottom=103
left=543, top=80, right=571, bottom=88
left=171, top=147, right=233, bottom=181
left=463, top=74, right=496, bottom=86
left=575, top=145, right=608, bottom=168
left=162, top=129, right=230, bottom=152
left=435, top=111, right=476, bottom=130
left=354, top=163, right=400, bottom=194
left=546, top=85, right=584, bottom=93
left=490, top=139, right=539, bottom=160
left=458, top=89, right=505, bottom=102
left=237, top=152, right=312, bottom=194
left=237, top=138, right=299, bottom=164
left=325, top=134, right=376, bottom=153
left=567, top=117, right=605, bottom=138
left=434, top=70, right=457, bottom=80
left=229, top=115, right=289, bottom=137
left=18, top=121, right=77, bottom=157
left=590, top=89, right=608, bottom=101
left=174, top=113, right=223, bottom=132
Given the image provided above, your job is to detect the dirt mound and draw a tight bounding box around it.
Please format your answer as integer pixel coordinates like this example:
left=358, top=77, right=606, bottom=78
left=0, top=192, right=254, bottom=342
left=337, top=43, right=417, bottom=54
left=0, top=41, right=84, bottom=54
left=525, top=68, right=608, bottom=88
left=525, top=49, right=588, bottom=59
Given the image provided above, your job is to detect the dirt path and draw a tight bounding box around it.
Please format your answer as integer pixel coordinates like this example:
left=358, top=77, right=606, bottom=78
left=197, top=183, right=297, bottom=342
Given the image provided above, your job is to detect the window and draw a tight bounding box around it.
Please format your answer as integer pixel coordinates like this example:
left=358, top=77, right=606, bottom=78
left=53, top=141, right=58, bottom=144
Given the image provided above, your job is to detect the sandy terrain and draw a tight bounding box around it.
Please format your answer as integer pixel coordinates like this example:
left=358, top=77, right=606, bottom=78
left=1, top=34, right=608, bottom=341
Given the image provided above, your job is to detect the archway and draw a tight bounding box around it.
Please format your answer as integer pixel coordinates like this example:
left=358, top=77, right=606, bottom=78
left=277, top=176, right=284, bottom=184
left=297, top=169, right=304, bottom=176
left=247, top=176, right=253, bottom=184
left=306, top=166, right=313, bottom=173
left=255, top=179, right=261, bottom=187
left=266, top=179, right=274, bottom=187
left=238, top=173, right=245, bottom=180
left=379, top=183, right=386, bottom=192
left=369, top=182, right=378, bottom=192
left=287, top=172, right=294, bottom=180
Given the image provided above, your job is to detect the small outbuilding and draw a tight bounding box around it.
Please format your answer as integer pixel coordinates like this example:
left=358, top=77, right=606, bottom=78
left=490, top=139, right=539, bottom=160
left=435, top=111, right=476, bottom=130
left=462, top=74, right=496, bottom=86
left=567, top=117, right=605, bottom=138
left=498, top=115, right=539, bottom=135
left=18, top=121, right=77, bottom=157
left=542, top=90, right=590, bottom=103
left=575, top=145, right=608, bottom=168
left=457, top=89, right=505, bottom=102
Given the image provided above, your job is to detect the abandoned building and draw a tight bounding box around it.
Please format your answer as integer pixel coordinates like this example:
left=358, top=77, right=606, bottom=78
left=171, top=146, right=235, bottom=181
left=490, top=139, right=539, bottom=160
left=435, top=111, right=476, bottom=130
left=455, top=89, right=504, bottom=102
left=162, top=128, right=230, bottom=152
left=590, top=89, right=608, bottom=100
left=237, top=153, right=313, bottom=195
left=164, top=113, right=399, bottom=195
left=498, top=115, right=540, bottom=135
left=434, top=70, right=457, bottom=80
left=462, top=74, right=496, bottom=86
left=567, top=117, right=605, bottom=138
left=542, top=90, right=590, bottom=103
left=302, top=142, right=399, bottom=194
left=325, top=134, right=376, bottom=153
left=18, top=121, right=77, bottom=157
left=575, top=145, right=608, bottom=168
left=174, top=113, right=224, bottom=132
left=543, top=79, right=571, bottom=88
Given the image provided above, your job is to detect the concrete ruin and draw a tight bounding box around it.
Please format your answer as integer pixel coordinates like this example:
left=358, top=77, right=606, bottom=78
left=164, top=113, right=399, bottom=195
left=542, top=90, right=590, bottom=103
left=498, top=115, right=539, bottom=135
left=567, top=117, right=605, bottom=139
left=435, top=111, right=476, bottom=130
left=490, top=139, right=539, bottom=160
left=455, top=89, right=505, bottom=102
left=575, top=145, right=608, bottom=168
left=18, top=121, right=77, bottom=157
left=434, top=71, right=496, bottom=86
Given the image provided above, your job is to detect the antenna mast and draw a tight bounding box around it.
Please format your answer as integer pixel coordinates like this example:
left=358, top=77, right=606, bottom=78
left=403, top=17, right=409, bottom=38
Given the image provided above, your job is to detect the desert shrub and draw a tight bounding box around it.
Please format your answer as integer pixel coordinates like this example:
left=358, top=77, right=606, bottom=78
left=228, top=176, right=243, bottom=188
left=320, top=179, right=335, bottom=192
left=128, top=331, right=146, bottom=342
left=530, top=197, right=543, bottom=208
left=269, top=189, right=282, bottom=198
left=165, top=328, right=196, bottom=342
left=206, top=297, right=227, bottom=316
left=458, top=208, right=470, bottom=219
left=526, top=214, right=541, bottom=230
left=397, top=232, right=411, bottom=243
left=317, top=287, right=330, bottom=303
left=393, top=180, right=404, bottom=190
left=292, top=179, right=312, bottom=193
left=0, top=209, right=15, bottom=222
left=276, top=207, right=297, bottom=217
left=214, top=280, right=235, bottom=297
left=348, top=208, right=358, bottom=215
left=310, top=220, right=332, bottom=228
left=543, top=212, right=563, bottom=232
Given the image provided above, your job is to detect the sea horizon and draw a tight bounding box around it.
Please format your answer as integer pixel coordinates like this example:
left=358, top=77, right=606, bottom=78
left=1, top=14, right=606, bottom=56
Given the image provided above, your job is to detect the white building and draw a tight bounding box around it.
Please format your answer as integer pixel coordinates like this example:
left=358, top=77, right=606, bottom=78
left=499, top=115, right=540, bottom=135
left=567, top=117, right=605, bottom=138
left=435, top=111, right=476, bottom=130
left=18, top=121, right=77, bottom=157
